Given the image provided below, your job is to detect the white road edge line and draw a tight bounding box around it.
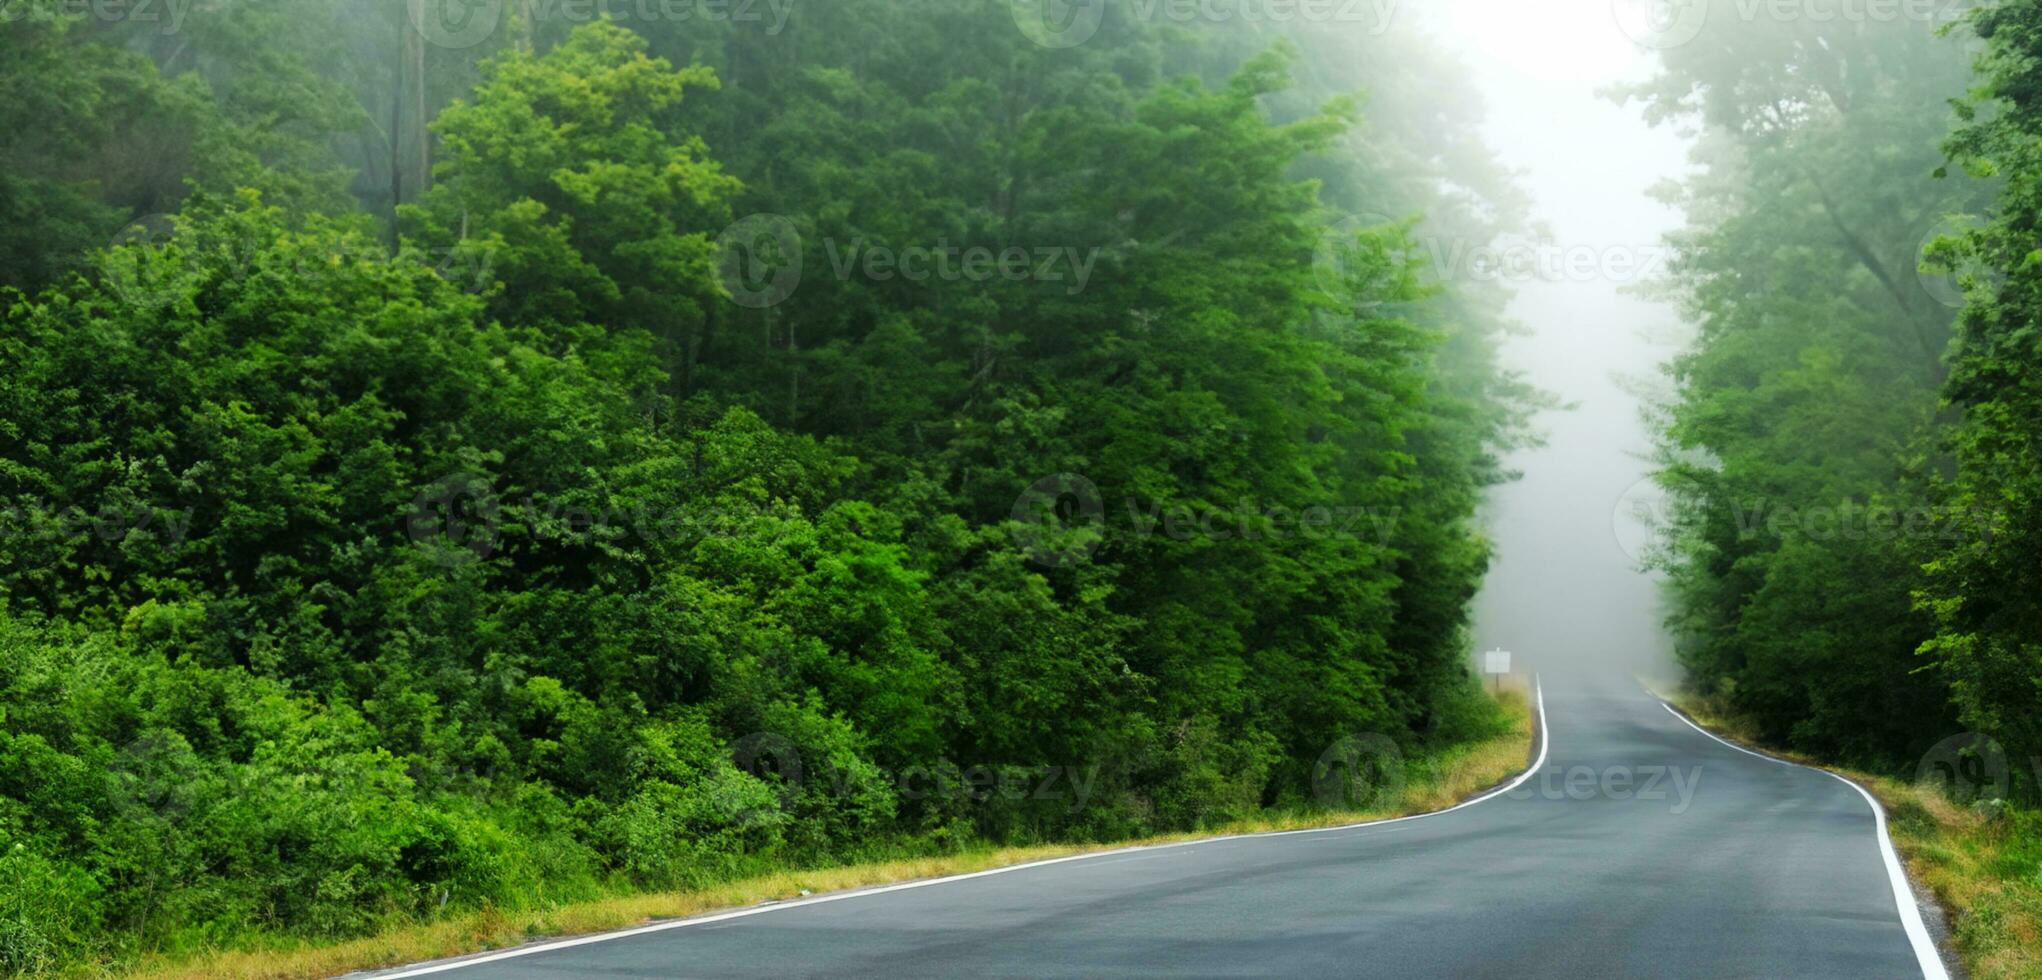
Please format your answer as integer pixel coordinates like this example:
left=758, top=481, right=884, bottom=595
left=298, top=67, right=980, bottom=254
left=363, top=678, right=1548, bottom=978
left=1658, top=702, right=1949, bottom=980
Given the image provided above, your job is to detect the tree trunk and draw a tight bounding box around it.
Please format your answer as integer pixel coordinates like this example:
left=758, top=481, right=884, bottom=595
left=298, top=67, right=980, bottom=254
left=388, top=63, right=403, bottom=251
left=409, top=0, right=429, bottom=194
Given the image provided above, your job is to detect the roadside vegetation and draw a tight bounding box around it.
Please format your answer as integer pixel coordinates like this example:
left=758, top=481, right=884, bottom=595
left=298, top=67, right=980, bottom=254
left=0, top=2, right=1541, bottom=974
left=1636, top=2, right=2042, bottom=970
left=120, top=693, right=1535, bottom=980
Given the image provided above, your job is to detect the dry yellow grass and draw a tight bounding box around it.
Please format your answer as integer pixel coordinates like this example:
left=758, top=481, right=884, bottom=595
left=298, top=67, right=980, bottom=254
left=118, top=691, right=1536, bottom=980
left=1669, top=692, right=2042, bottom=980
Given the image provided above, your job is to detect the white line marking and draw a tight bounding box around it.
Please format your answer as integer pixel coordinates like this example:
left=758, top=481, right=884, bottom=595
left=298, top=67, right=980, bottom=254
left=1659, top=702, right=1949, bottom=980
left=364, top=679, right=1548, bottom=978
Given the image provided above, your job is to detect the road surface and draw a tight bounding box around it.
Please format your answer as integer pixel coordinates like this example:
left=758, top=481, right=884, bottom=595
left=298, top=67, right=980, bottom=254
left=366, top=673, right=1946, bottom=979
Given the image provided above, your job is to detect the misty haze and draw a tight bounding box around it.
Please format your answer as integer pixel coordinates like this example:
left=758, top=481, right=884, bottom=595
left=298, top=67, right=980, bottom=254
left=0, top=0, right=2034, bottom=977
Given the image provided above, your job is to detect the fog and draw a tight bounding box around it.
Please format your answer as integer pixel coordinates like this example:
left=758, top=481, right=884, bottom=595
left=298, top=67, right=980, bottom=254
left=1415, top=0, right=1691, bottom=684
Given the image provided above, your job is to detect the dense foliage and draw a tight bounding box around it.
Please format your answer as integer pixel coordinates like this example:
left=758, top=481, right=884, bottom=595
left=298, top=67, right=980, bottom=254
left=1638, top=1, right=2042, bottom=795
left=1934, top=0, right=2042, bottom=796
left=0, top=1, right=1532, bottom=970
left=1627, top=5, right=1981, bottom=764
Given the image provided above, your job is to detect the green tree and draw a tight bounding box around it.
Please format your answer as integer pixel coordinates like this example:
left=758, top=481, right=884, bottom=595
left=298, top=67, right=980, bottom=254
left=1625, top=9, right=1979, bottom=762
left=403, top=22, right=740, bottom=355
left=1927, top=0, right=2042, bottom=795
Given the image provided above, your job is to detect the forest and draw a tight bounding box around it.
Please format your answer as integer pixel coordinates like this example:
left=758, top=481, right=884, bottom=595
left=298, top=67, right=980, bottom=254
left=11, top=0, right=2042, bottom=974
left=0, top=0, right=1538, bottom=972
left=1637, top=0, right=2042, bottom=806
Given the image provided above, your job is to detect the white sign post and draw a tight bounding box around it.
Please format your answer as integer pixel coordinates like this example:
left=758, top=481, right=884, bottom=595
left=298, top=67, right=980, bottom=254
left=1482, top=649, right=1512, bottom=693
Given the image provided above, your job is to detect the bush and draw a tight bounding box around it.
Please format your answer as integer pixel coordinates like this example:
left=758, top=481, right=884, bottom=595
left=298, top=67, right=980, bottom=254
left=0, top=843, right=101, bottom=975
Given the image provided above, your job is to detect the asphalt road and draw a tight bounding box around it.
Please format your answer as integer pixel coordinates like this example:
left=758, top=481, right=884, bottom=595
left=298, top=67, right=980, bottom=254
left=368, top=673, right=1946, bottom=979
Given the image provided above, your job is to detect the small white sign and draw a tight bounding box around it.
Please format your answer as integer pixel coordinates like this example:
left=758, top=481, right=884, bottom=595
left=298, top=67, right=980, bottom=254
left=1483, top=649, right=1511, bottom=676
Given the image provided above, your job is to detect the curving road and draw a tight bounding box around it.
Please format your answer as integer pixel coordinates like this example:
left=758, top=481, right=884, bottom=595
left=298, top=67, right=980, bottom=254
left=364, top=673, right=1947, bottom=979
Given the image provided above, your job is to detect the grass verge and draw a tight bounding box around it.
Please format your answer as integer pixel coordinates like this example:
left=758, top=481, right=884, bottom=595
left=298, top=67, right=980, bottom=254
left=1667, top=691, right=2042, bottom=980
left=117, top=688, right=1536, bottom=980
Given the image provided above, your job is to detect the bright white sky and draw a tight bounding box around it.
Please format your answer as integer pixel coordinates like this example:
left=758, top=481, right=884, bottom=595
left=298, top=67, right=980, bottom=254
left=1420, top=0, right=1653, bottom=81
left=1403, top=0, right=1694, bottom=680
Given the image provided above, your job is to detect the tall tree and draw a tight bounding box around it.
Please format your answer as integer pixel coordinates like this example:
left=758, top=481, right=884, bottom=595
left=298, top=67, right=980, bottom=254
left=1626, top=8, right=1980, bottom=761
